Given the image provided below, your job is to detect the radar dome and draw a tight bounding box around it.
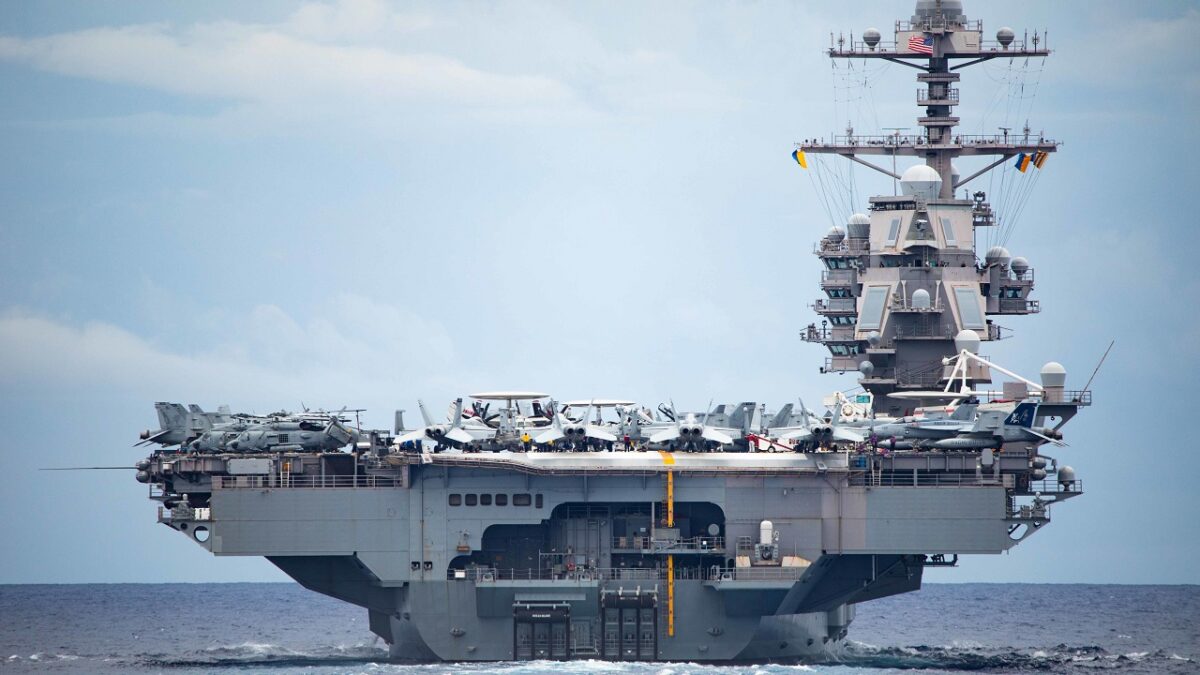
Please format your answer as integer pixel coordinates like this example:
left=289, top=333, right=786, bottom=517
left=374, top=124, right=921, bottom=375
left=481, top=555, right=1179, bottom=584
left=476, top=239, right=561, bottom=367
left=912, top=288, right=931, bottom=309
left=1040, top=361, right=1066, bottom=388
left=858, top=361, right=875, bottom=377
left=866, top=331, right=882, bottom=347
left=846, top=212, right=870, bottom=238
left=826, top=226, right=845, bottom=242
left=1010, top=256, right=1030, bottom=275
left=984, top=245, right=1011, bottom=266
left=863, top=28, right=881, bottom=49
left=951, top=162, right=961, bottom=188
left=1058, top=465, right=1077, bottom=486
left=954, top=329, right=981, bottom=354
left=997, top=27, right=1015, bottom=48
left=900, top=164, right=942, bottom=201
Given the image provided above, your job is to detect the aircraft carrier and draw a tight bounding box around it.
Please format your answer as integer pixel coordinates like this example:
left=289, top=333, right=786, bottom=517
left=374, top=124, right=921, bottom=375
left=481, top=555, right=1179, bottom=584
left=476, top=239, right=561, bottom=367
left=133, top=1, right=1092, bottom=662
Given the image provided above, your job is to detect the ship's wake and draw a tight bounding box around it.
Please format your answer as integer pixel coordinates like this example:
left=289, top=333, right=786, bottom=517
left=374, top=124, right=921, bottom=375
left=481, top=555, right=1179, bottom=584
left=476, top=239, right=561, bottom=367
left=825, top=640, right=1195, bottom=671
left=18, top=640, right=1184, bottom=672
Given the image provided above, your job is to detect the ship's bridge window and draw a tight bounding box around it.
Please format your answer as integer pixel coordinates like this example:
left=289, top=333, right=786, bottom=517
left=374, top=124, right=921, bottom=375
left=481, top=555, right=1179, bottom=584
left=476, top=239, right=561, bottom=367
left=827, top=288, right=851, bottom=298
left=513, top=493, right=532, bottom=506
left=884, top=217, right=902, bottom=246
left=1002, top=288, right=1022, bottom=298
left=939, top=217, right=958, bottom=247
left=859, top=286, right=890, bottom=331
left=831, top=344, right=862, bottom=356
left=830, top=315, right=856, bottom=326
left=953, top=286, right=986, bottom=330
left=480, top=494, right=492, bottom=506
left=495, top=494, right=508, bottom=506
left=465, top=494, right=478, bottom=506
left=448, top=493, right=462, bottom=506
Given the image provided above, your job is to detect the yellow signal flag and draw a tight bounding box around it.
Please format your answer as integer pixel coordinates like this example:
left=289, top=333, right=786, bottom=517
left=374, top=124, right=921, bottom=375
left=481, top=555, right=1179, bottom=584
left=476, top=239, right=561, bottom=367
left=792, top=149, right=808, bottom=169
left=1033, top=151, right=1048, bottom=169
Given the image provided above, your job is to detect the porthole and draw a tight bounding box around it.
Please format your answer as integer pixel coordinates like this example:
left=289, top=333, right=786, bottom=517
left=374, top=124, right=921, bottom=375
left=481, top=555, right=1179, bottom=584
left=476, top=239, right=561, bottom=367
left=193, top=526, right=210, bottom=543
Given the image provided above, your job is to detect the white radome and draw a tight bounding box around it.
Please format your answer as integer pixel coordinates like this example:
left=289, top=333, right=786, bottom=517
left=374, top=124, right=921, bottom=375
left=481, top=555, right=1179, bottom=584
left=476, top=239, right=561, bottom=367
left=900, top=164, right=942, bottom=201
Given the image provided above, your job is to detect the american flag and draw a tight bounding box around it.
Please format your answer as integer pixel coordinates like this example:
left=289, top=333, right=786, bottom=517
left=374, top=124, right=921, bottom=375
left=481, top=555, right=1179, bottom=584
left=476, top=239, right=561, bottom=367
left=908, top=34, right=934, bottom=55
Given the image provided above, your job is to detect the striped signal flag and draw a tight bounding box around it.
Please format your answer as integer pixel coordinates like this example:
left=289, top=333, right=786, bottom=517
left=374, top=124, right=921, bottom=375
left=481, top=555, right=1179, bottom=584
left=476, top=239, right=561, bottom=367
left=1033, top=151, right=1048, bottom=169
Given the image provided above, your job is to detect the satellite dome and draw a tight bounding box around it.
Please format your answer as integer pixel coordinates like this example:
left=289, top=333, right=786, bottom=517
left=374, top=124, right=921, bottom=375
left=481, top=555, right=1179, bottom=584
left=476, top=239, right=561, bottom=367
left=1010, top=256, right=1030, bottom=274
left=863, top=28, right=881, bottom=49
left=846, top=212, right=870, bottom=238
left=954, top=329, right=981, bottom=354
left=858, top=361, right=875, bottom=377
left=997, top=27, right=1015, bottom=48
left=1040, top=361, right=1066, bottom=388
left=911, top=288, right=931, bottom=309
left=951, top=162, right=961, bottom=187
left=900, top=164, right=942, bottom=201
left=826, top=226, right=845, bottom=242
left=1058, top=465, right=1076, bottom=485
left=866, top=331, right=882, bottom=347
left=984, top=245, right=1011, bottom=266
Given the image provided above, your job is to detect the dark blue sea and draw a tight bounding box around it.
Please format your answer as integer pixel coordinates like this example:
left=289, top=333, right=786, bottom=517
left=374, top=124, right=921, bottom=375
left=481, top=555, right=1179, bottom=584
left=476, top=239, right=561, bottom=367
left=1, top=583, right=1195, bottom=674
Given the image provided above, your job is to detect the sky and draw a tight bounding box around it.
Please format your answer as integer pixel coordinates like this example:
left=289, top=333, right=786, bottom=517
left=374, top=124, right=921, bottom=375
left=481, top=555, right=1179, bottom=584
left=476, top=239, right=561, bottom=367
left=0, top=0, right=1197, bottom=585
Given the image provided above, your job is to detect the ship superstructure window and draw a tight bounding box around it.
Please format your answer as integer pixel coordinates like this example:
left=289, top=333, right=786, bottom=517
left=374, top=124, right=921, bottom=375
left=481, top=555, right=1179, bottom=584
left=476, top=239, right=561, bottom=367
left=480, top=494, right=492, bottom=506
left=953, top=286, right=986, bottom=330
left=939, top=217, right=957, bottom=247
left=465, top=494, right=478, bottom=506
left=825, top=258, right=852, bottom=269
left=885, top=218, right=902, bottom=246
left=830, top=315, right=856, bottom=325
left=829, top=344, right=862, bottom=356
left=495, top=494, right=508, bottom=506
left=1003, top=288, right=1022, bottom=298
left=448, top=494, right=462, bottom=506
left=859, top=286, right=890, bottom=331
left=827, top=288, right=851, bottom=298
left=513, top=493, right=532, bottom=506
left=535, top=494, right=544, bottom=509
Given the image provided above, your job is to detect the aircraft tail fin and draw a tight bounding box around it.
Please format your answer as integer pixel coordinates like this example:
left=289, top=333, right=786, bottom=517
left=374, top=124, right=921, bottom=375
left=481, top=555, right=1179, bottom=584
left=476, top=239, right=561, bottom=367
left=770, top=403, right=794, bottom=429
left=155, top=402, right=189, bottom=432
left=1003, top=402, right=1038, bottom=428
left=949, top=403, right=978, bottom=422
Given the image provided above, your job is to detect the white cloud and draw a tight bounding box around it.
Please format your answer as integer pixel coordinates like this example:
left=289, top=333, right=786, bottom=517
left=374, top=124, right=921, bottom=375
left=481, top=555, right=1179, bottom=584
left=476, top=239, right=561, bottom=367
left=0, top=22, right=571, bottom=109
left=0, top=0, right=746, bottom=135
left=0, top=294, right=461, bottom=420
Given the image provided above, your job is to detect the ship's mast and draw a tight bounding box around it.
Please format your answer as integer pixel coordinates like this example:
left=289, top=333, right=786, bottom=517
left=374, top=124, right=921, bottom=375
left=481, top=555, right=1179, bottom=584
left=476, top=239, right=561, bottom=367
left=801, top=1, right=1056, bottom=196
left=799, top=1, right=1058, bottom=416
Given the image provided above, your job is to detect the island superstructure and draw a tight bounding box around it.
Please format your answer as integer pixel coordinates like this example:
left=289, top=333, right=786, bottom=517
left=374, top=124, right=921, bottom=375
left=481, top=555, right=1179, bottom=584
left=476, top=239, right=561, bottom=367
left=132, top=1, right=1092, bottom=662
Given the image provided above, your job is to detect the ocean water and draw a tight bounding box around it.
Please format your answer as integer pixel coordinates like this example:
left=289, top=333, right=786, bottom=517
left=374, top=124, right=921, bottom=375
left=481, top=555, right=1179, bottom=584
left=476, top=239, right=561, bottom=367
left=1, top=583, right=1195, bottom=674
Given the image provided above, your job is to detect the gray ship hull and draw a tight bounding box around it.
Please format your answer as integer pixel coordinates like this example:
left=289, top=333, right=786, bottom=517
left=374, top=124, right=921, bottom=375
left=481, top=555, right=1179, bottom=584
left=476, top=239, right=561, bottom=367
left=152, top=449, right=1067, bottom=662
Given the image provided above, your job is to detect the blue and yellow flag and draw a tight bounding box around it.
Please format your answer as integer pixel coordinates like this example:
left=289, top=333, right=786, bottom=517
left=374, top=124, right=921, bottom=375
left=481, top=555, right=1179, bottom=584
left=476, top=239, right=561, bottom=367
left=1014, top=153, right=1031, bottom=173
left=792, top=149, right=808, bottom=169
left=1033, top=150, right=1048, bottom=169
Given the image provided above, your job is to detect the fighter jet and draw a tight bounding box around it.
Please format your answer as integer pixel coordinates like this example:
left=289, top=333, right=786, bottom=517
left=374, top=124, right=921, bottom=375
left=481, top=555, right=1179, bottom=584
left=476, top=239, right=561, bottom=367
left=644, top=402, right=738, bottom=452
left=535, top=400, right=618, bottom=450
left=136, top=402, right=233, bottom=447
left=394, top=398, right=481, bottom=449
left=770, top=399, right=865, bottom=448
